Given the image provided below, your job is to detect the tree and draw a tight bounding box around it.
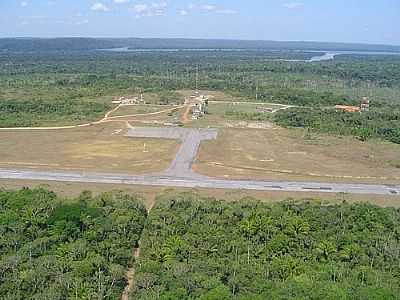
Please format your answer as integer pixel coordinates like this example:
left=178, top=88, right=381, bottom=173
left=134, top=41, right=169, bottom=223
left=315, top=240, right=336, bottom=261
left=199, top=285, right=231, bottom=300
left=286, top=217, right=310, bottom=237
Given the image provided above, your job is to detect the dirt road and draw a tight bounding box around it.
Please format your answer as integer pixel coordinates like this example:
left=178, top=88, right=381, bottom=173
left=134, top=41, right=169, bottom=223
left=121, top=202, right=155, bottom=300
left=0, top=104, right=183, bottom=131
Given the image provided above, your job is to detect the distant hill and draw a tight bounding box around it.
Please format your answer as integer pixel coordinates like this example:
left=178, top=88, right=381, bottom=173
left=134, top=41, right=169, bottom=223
left=1, top=37, right=400, bottom=53
left=0, top=38, right=119, bottom=52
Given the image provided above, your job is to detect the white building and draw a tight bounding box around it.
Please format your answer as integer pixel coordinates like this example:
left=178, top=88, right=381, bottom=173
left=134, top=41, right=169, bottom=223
left=112, top=96, right=143, bottom=105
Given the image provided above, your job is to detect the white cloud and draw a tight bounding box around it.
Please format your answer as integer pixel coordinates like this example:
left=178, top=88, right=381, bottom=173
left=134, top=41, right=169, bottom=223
left=194, top=4, right=237, bottom=14
left=152, top=2, right=167, bottom=9
left=178, top=3, right=194, bottom=16
left=91, top=3, right=110, bottom=12
left=132, top=2, right=167, bottom=17
left=114, top=0, right=129, bottom=3
left=283, top=2, right=304, bottom=9
left=20, top=1, right=28, bottom=7
left=200, top=4, right=217, bottom=11
left=133, top=4, right=148, bottom=13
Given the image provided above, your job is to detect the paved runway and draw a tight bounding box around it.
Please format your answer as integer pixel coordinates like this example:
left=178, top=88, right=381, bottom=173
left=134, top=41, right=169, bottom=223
left=126, top=127, right=218, bottom=177
left=1, top=127, right=398, bottom=196
left=0, top=168, right=399, bottom=196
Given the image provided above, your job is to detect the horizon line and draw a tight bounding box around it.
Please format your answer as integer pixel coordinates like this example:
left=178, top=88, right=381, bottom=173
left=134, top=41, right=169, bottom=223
left=0, top=36, right=399, bottom=47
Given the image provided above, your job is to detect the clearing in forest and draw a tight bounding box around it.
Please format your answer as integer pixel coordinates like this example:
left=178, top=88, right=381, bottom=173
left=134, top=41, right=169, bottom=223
left=0, top=122, right=179, bottom=174
left=194, top=128, right=400, bottom=184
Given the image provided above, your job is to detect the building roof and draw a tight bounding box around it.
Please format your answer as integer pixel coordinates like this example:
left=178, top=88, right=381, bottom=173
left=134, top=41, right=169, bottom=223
left=335, top=105, right=361, bottom=113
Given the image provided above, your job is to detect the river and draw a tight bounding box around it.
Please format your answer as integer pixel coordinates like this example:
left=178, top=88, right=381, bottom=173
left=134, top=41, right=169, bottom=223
left=99, top=47, right=400, bottom=62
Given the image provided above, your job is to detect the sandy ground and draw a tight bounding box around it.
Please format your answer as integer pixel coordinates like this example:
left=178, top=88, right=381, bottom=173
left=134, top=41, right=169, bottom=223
left=0, top=122, right=179, bottom=174
left=0, top=179, right=399, bottom=208
left=194, top=128, right=400, bottom=184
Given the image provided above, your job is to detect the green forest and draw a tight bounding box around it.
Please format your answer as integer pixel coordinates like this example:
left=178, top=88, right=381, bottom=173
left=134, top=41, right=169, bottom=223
left=132, top=194, right=400, bottom=300
left=0, top=188, right=147, bottom=299
left=0, top=99, right=109, bottom=127
left=1, top=188, right=400, bottom=299
left=274, top=107, right=400, bottom=144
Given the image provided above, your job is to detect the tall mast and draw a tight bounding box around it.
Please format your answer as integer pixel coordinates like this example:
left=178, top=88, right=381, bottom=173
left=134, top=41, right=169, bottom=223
left=196, top=65, right=199, bottom=92
left=256, top=82, right=258, bottom=101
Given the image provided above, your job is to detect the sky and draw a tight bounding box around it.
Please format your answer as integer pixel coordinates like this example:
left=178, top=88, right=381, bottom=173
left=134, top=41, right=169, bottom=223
left=0, top=0, right=399, bottom=45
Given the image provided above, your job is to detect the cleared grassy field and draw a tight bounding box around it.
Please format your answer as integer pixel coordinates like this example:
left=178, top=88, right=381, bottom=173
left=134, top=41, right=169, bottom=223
left=209, top=102, right=283, bottom=114
left=0, top=122, right=178, bottom=174
left=191, top=102, right=282, bottom=128
left=194, top=128, right=400, bottom=184
left=177, top=90, right=287, bottom=128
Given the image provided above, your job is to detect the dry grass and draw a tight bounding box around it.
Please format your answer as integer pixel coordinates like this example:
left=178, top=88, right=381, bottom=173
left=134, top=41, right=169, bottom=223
left=194, top=128, right=400, bottom=184
left=0, top=122, right=178, bottom=174
left=208, top=102, right=283, bottom=114
left=0, top=179, right=399, bottom=209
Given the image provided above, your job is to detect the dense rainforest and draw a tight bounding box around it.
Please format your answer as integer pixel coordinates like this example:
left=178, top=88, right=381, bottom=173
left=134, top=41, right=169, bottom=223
left=274, top=107, right=400, bottom=144
left=0, top=188, right=147, bottom=299
left=0, top=99, right=109, bottom=127
left=132, top=193, right=400, bottom=300
left=1, top=188, right=400, bottom=299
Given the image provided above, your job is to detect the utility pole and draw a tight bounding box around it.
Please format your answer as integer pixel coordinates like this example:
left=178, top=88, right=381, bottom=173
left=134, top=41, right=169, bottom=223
left=195, top=64, right=199, bottom=93
left=256, top=82, right=259, bottom=101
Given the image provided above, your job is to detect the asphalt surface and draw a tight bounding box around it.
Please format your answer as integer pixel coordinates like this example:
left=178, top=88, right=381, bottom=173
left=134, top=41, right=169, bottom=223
left=0, top=127, right=399, bottom=196
left=126, top=127, right=218, bottom=177
left=0, top=168, right=399, bottom=195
